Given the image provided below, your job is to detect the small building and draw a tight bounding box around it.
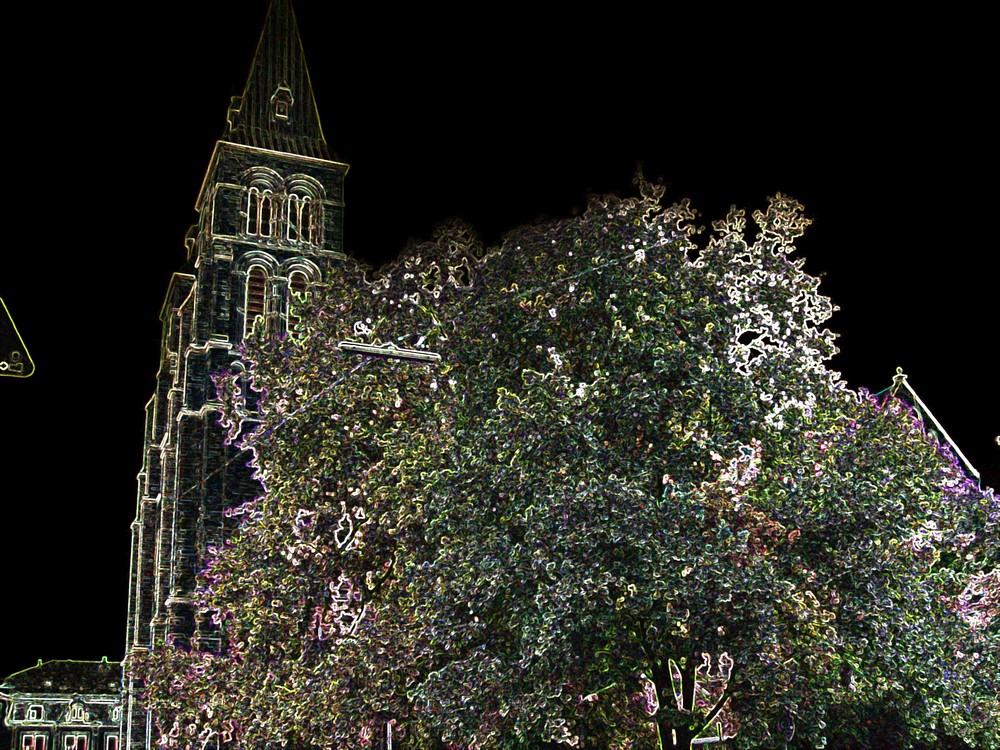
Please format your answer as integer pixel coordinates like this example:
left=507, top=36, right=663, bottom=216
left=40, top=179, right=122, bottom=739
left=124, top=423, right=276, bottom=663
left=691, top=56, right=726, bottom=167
left=0, top=659, right=121, bottom=750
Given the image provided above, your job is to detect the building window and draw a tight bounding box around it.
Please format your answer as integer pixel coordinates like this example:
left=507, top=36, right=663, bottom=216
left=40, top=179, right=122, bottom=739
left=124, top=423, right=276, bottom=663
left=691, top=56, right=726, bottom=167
left=26, top=705, right=44, bottom=721
left=245, top=266, right=268, bottom=337
left=289, top=271, right=308, bottom=297
left=67, top=705, right=86, bottom=722
left=64, top=736, right=86, bottom=750
left=105, top=737, right=118, bottom=750
left=271, top=84, right=293, bottom=122
left=245, top=187, right=275, bottom=238
left=286, top=194, right=322, bottom=246
left=22, top=735, right=47, bottom=750
left=287, top=271, right=309, bottom=334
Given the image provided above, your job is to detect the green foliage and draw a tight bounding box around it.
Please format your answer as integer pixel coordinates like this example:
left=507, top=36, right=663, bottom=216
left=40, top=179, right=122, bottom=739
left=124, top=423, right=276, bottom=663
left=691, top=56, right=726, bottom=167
left=132, top=188, right=998, bottom=750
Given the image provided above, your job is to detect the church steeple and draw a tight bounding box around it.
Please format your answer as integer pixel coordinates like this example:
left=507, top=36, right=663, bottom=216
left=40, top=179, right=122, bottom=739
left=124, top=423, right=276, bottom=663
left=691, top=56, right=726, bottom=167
left=124, top=7, right=348, bottom=750
left=225, top=0, right=329, bottom=159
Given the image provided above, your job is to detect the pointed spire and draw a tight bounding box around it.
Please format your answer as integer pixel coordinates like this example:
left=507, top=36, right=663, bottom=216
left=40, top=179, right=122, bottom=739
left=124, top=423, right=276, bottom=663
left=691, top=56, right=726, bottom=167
left=225, top=0, right=330, bottom=159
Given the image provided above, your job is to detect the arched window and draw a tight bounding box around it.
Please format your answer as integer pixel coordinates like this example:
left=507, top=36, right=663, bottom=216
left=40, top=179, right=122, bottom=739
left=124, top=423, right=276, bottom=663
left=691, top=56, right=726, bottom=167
left=245, top=267, right=268, bottom=337
left=289, top=271, right=308, bottom=296
left=245, top=188, right=275, bottom=238
left=286, top=195, right=322, bottom=246
left=307, top=199, right=322, bottom=245
left=284, top=176, right=324, bottom=247
left=287, top=271, right=309, bottom=334
left=286, top=194, right=306, bottom=243
left=260, top=191, right=275, bottom=237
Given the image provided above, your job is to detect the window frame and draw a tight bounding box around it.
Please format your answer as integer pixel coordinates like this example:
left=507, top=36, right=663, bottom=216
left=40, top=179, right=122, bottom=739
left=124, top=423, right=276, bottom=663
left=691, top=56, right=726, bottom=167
left=245, top=187, right=276, bottom=238
left=286, top=270, right=309, bottom=335
left=244, top=265, right=269, bottom=337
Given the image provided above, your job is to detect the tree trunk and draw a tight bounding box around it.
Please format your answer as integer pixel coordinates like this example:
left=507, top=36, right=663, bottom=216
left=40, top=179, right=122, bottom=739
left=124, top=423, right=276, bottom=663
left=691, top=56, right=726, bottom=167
left=651, top=654, right=730, bottom=750
left=659, top=720, right=698, bottom=750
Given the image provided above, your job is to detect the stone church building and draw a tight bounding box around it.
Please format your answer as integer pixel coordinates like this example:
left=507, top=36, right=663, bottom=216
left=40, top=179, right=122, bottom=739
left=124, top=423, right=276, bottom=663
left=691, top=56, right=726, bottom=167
left=121, top=2, right=349, bottom=748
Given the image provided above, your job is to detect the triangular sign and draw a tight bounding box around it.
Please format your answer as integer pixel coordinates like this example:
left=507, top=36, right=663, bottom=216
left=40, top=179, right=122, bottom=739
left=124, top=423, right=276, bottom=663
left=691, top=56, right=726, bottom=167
left=0, top=298, right=35, bottom=378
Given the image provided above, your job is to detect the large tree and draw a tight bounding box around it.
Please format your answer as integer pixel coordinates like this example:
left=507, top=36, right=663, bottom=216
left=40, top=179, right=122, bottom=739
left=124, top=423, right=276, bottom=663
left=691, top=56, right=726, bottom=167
left=132, top=186, right=998, bottom=750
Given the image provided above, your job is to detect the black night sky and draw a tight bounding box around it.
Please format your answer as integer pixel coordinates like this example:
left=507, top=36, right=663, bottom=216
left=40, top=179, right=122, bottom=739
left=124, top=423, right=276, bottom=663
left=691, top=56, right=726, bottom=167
left=1, top=1, right=995, bottom=687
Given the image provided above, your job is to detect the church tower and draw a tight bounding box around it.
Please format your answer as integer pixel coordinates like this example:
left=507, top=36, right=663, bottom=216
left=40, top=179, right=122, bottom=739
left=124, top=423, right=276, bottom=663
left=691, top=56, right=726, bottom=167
left=122, top=3, right=348, bottom=748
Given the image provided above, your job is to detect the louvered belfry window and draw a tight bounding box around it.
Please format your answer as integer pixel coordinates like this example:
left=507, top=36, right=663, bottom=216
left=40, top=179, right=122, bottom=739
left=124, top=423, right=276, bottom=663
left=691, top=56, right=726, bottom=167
left=290, top=271, right=308, bottom=296
left=245, top=267, right=268, bottom=336
left=287, top=271, right=308, bottom=334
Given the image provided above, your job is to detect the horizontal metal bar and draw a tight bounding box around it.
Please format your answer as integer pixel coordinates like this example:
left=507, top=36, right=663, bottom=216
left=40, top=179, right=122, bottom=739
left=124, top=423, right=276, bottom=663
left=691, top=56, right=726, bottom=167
left=338, top=340, right=441, bottom=363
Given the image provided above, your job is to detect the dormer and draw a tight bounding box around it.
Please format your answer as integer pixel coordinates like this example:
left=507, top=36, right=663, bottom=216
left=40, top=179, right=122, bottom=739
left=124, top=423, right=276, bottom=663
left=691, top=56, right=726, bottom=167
left=271, top=83, right=294, bottom=121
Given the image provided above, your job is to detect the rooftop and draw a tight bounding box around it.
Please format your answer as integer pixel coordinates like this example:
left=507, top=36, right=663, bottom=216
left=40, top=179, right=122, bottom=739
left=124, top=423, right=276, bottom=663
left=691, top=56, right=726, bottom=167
left=0, top=659, right=120, bottom=696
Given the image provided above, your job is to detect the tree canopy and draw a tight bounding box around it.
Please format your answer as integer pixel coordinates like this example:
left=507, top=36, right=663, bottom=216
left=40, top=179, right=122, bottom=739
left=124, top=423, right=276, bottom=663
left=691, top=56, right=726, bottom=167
left=132, top=185, right=998, bottom=750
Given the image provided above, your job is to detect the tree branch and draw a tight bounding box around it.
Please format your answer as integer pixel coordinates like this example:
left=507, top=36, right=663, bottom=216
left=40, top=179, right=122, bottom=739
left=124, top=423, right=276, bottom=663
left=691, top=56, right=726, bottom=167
left=695, top=689, right=730, bottom=740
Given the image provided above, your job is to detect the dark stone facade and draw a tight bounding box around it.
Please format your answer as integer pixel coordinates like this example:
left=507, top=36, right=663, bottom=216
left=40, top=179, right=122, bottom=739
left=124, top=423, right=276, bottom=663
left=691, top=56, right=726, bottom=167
left=122, top=3, right=348, bottom=749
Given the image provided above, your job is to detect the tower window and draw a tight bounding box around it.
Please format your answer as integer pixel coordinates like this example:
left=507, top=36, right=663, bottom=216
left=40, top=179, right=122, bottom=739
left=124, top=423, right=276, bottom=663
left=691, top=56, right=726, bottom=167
left=67, top=704, right=86, bottom=722
left=287, top=271, right=309, bottom=334
left=245, top=267, right=268, bottom=337
left=245, top=187, right=275, bottom=238
left=286, top=194, right=322, bottom=246
left=26, top=706, right=44, bottom=721
left=289, top=271, right=308, bottom=297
